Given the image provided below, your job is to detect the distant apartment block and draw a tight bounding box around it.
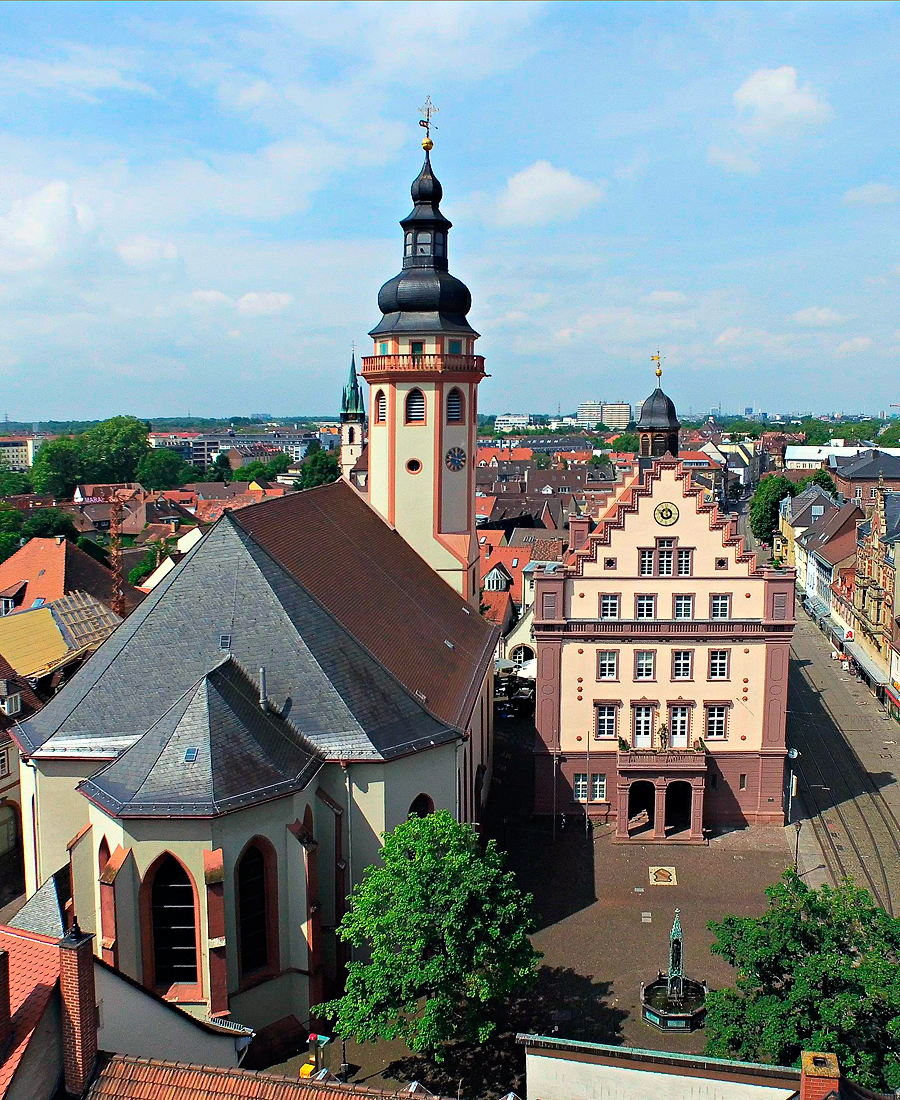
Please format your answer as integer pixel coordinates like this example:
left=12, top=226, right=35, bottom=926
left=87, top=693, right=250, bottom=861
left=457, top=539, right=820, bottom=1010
left=0, top=437, right=44, bottom=471
left=495, top=413, right=533, bottom=433
left=576, top=401, right=605, bottom=428
left=601, top=402, right=632, bottom=431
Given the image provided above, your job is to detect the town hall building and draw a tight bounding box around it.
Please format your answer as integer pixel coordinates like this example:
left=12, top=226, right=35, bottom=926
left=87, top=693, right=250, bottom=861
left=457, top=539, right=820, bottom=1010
left=533, top=371, right=795, bottom=841
left=13, top=132, right=496, bottom=1046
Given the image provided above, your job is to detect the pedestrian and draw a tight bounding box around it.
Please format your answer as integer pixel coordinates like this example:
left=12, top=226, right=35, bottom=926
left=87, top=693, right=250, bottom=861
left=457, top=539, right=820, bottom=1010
left=560, top=811, right=567, bottom=833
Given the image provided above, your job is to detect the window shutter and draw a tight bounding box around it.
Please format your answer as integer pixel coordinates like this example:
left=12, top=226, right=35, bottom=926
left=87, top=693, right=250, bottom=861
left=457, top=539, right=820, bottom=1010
left=405, top=389, right=426, bottom=423
left=773, top=592, right=787, bottom=620
left=446, top=389, right=463, bottom=422
left=542, top=592, right=557, bottom=619
left=375, top=391, right=386, bottom=423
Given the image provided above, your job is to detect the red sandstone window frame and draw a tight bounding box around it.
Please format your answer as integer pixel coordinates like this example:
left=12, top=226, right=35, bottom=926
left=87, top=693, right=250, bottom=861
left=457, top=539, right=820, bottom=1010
left=676, top=547, right=693, bottom=577
left=634, top=650, right=656, bottom=681
left=596, top=650, right=619, bottom=681
left=139, top=851, right=203, bottom=1002
left=634, top=593, right=657, bottom=620
left=593, top=701, right=620, bottom=739
left=598, top=593, right=620, bottom=620
left=631, top=702, right=656, bottom=745
left=709, top=593, right=732, bottom=620
left=708, top=648, right=731, bottom=680
left=234, top=835, right=281, bottom=991
left=672, top=593, right=694, bottom=620
left=703, top=701, right=732, bottom=739
left=404, top=388, right=427, bottom=426
left=671, top=649, right=694, bottom=680
left=667, top=702, right=693, bottom=745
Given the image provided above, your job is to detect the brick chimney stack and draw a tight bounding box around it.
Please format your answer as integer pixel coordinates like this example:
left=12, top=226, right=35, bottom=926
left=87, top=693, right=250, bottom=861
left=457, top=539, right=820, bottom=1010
left=567, top=513, right=591, bottom=552
left=58, top=921, right=98, bottom=1097
left=800, top=1052, right=840, bottom=1100
left=0, top=949, right=10, bottom=1050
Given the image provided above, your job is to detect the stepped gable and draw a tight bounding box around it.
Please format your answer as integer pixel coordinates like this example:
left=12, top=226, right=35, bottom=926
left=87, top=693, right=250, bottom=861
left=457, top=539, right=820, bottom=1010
left=16, top=481, right=495, bottom=764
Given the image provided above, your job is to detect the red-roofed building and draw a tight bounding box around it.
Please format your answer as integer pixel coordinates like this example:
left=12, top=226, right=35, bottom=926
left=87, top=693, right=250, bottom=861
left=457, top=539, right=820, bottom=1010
left=480, top=545, right=532, bottom=606
left=475, top=495, right=496, bottom=522
left=480, top=589, right=515, bottom=633
left=553, top=451, right=592, bottom=467
left=476, top=446, right=533, bottom=466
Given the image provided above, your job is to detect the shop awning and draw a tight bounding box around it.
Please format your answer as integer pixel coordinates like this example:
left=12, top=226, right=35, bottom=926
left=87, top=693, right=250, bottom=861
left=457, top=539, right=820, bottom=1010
left=843, top=640, right=889, bottom=686
left=885, top=683, right=900, bottom=710
left=822, top=616, right=847, bottom=644
left=805, top=595, right=831, bottom=621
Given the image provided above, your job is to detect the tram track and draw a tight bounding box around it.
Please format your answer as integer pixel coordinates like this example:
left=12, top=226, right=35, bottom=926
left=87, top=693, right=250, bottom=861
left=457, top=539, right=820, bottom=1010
left=788, top=638, right=900, bottom=915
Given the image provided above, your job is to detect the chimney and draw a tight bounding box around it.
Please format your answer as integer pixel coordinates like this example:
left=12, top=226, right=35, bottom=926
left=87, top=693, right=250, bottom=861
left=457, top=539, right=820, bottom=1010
left=0, top=949, right=11, bottom=1050
left=259, top=667, right=268, bottom=712
left=58, top=921, right=98, bottom=1097
left=568, top=513, right=591, bottom=552
left=799, top=1052, right=840, bottom=1100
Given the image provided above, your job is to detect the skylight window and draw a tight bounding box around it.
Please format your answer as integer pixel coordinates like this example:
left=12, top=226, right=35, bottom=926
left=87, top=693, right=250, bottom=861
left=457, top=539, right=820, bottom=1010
left=184, top=748, right=199, bottom=763
left=219, top=634, right=232, bottom=650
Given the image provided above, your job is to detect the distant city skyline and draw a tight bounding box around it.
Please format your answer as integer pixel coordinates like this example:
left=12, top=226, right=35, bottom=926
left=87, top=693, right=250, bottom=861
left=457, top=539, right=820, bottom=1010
left=0, top=2, right=897, bottom=418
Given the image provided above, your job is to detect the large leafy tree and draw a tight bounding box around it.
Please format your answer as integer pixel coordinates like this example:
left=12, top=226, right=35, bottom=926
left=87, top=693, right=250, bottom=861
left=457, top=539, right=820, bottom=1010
left=297, top=449, right=338, bottom=490
left=78, top=415, right=149, bottom=482
left=319, top=811, right=540, bottom=1060
left=31, top=438, right=82, bottom=498
left=749, top=475, right=795, bottom=542
left=706, top=871, right=900, bottom=1091
left=21, top=507, right=77, bottom=541
left=796, top=468, right=836, bottom=494
left=0, top=460, right=30, bottom=497
left=135, top=448, right=191, bottom=490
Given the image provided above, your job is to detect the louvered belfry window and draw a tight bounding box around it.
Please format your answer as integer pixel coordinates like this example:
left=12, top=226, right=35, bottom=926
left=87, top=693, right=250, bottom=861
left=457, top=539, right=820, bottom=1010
left=375, top=390, right=386, bottom=423
left=446, top=388, right=463, bottom=423
left=238, top=845, right=269, bottom=975
left=151, top=855, right=197, bottom=986
left=405, top=389, right=426, bottom=423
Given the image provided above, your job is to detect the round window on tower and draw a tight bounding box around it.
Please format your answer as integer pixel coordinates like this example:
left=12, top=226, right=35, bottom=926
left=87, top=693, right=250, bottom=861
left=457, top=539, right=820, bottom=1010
left=406, top=459, right=422, bottom=474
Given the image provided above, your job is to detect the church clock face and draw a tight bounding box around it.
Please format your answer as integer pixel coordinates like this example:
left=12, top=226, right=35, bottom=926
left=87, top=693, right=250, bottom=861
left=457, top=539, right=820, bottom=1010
left=654, top=501, right=679, bottom=527
left=445, top=447, right=466, bottom=472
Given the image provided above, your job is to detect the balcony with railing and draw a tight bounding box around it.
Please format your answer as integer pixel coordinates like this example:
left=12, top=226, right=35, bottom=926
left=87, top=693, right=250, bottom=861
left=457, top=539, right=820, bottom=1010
left=617, top=748, right=707, bottom=772
left=534, top=618, right=792, bottom=637
left=360, top=353, right=486, bottom=377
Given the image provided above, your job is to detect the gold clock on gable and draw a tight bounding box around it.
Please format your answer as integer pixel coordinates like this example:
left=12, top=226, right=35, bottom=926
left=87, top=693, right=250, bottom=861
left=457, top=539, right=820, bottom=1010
left=654, top=502, right=679, bottom=527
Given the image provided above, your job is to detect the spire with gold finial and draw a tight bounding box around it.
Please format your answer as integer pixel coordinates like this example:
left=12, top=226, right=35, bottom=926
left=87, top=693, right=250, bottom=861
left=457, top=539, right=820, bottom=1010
left=651, top=350, right=664, bottom=384
left=419, top=95, right=438, bottom=151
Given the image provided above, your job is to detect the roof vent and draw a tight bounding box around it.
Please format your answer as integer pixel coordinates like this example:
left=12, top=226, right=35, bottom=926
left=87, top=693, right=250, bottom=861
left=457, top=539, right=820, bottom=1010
left=259, top=667, right=269, bottom=712
left=461, top=606, right=470, bottom=614
left=415, top=689, right=427, bottom=702
left=184, top=748, right=199, bottom=763
left=219, top=634, right=231, bottom=650
left=444, top=639, right=454, bottom=650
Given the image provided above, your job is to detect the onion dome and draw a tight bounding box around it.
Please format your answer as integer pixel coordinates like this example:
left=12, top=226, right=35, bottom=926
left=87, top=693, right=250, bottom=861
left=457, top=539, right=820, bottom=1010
left=636, top=375, right=681, bottom=431
left=369, top=152, right=478, bottom=337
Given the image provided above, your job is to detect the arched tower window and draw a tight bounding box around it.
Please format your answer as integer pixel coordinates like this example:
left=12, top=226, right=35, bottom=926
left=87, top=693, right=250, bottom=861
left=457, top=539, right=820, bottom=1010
left=147, top=854, right=198, bottom=990
left=446, top=388, right=464, bottom=423
left=237, top=841, right=277, bottom=978
left=404, top=231, right=414, bottom=257
left=347, top=426, right=355, bottom=444
left=405, top=389, right=426, bottom=424
left=415, top=231, right=432, bottom=256
left=408, top=793, right=434, bottom=818
left=375, top=390, right=386, bottom=424
left=98, top=837, right=110, bottom=876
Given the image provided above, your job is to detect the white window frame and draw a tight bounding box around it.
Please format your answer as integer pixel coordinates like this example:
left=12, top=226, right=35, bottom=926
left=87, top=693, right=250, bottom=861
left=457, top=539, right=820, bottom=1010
left=573, top=773, right=588, bottom=801
left=599, top=595, right=620, bottom=620
left=710, top=595, right=731, bottom=620
left=657, top=548, right=674, bottom=577
left=591, top=773, right=607, bottom=801
left=705, top=705, right=728, bottom=739
left=597, top=651, right=618, bottom=680
left=669, top=706, right=690, bottom=747
left=709, top=650, right=730, bottom=680
left=639, top=549, right=654, bottom=576
left=0, top=694, right=21, bottom=717
left=673, top=595, right=693, bottom=620
left=676, top=548, right=692, bottom=576
left=672, top=651, right=693, bottom=680
left=635, top=595, right=656, bottom=620
left=595, top=705, right=617, bottom=739
left=633, top=705, right=654, bottom=747
left=635, top=651, right=655, bottom=680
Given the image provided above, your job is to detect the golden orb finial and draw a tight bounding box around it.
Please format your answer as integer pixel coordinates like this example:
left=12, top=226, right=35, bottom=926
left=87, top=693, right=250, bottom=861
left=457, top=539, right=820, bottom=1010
left=419, top=96, right=438, bottom=153
left=422, top=134, right=434, bottom=152
left=651, top=351, right=663, bottom=382
left=656, top=367, right=662, bottom=379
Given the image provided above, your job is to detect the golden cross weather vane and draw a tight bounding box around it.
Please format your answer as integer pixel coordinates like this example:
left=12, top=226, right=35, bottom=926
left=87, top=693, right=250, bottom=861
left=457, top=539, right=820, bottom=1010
left=651, top=350, right=664, bottom=381
left=419, top=96, right=438, bottom=151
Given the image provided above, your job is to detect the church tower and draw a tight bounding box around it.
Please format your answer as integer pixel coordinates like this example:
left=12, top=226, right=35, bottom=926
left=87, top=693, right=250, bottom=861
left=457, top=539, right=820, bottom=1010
left=361, top=113, right=484, bottom=604
left=339, top=352, right=365, bottom=481
left=636, top=362, right=681, bottom=458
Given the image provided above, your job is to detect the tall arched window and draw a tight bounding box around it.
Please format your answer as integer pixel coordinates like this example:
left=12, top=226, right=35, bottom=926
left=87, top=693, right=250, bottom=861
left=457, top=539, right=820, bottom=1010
left=147, top=854, right=198, bottom=990
left=236, top=837, right=279, bottom=981
left=408, top=793, right=434, bottom=818
left=98, top=837, right=110, bottom=876
left=375, top=390, right=386, bottom=424
left=347, top=426, right=355, bottom=444
left=446, top=388, right=464, bottom=423
left=405, top=389, right=426, bottom=424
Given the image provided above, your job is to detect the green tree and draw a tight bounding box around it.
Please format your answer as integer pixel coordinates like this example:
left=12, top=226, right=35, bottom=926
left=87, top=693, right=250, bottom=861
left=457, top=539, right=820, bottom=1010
left=21, top=507, right=77, bottom=541
left=0, top=459, right=30, bottom=497
left=706, top=871, right=900, bottom=1091
left=78, top=416, right=150, bottom=483
left=319, top=811, right=540, bottom=1060
left=265, top=451, right=292, bottom=475
left=0, top=504, right=22, bottom=535
left=298, top=449, right=338, bottom=489
left=533, top=452, right=551, bottom=469
left=135, top=448, right=191, bottom=490
left=76, top=536, right=109, bottom=566
left=0, top=532, right=22, bottom=563
left=796, top=468, right=836, bottom=495
left=611, top=431, right=640, bottom=453
left=208, top=453, right=233, bottom=482
left=236, top=460, right=270, bottom=483
left=749, top=476, right=795, bottom=542
left=30, top=438, right=82, bottom=498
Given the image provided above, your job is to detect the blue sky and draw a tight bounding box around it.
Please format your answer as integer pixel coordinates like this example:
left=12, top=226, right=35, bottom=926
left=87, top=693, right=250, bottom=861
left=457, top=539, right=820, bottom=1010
left=0, top=1, right=897, bottom=420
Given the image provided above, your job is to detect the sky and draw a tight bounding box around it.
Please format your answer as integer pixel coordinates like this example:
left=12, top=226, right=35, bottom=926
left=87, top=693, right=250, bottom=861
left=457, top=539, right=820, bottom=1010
left=0, top=1, right=898, bottom=420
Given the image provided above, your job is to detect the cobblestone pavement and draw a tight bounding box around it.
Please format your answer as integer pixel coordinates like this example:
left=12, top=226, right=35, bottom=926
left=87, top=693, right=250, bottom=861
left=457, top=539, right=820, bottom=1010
left=788, top=609, right=900, bottom=912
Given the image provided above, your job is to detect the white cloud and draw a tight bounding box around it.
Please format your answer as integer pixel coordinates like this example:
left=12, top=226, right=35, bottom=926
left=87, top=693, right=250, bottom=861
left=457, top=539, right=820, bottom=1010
left=0, top=45, right=154, bottom=103
left=191, top=290, right=233, bottom=307
left=707, top=146, right=759, bottom=174
left=835, top=337, right=872, bottom=356
left=236, top=291, right=293, bottom=316
left=494, top=162, right=605, bottom=228
left=0, top=182, right=96, bottom=273
left=843, top=183, right=900, bottom=206
left=733, top=66, right=830, bottom=136
left=118, top=236, right=178, bottom=270
left=643, top=290, right=687, bottom=306
left=715, top=327, right=744, bottom=346
left=791, top=306, right=845, bottom=327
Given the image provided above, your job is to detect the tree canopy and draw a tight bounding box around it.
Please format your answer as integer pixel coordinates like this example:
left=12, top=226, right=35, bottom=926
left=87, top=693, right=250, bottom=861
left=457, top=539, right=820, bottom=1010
left=135, top=448, right=192, bottom=490
left=611, top=431, right=640, bottom=453
left=319, top=811, right=540, bottom=1060
left=31, top=438, right=83, bottom=498
left=706, top=871, right=900, bottom=1092
left=749, top=476, right=795, bottom=542
left=296, top=448, right=338, bottom=490
left=20, top=507, right=77, bottom=541
left=30, top=416, right=151, bottom=499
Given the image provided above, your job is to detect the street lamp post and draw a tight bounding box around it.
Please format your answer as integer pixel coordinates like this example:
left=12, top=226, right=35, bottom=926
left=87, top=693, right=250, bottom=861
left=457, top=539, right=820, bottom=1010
left=786, top=747, right=801, bottom=824
left=794, top=820, right=803, bottom=871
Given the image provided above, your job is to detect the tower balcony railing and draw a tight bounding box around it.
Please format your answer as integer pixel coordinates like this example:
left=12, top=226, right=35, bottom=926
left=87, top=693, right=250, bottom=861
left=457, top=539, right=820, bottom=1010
left=361, top=353, right=485, bottom=377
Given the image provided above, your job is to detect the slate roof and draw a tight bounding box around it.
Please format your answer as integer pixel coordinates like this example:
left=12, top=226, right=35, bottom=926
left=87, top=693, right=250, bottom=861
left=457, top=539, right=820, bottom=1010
left=79, top=658, right=324, bottom=817
left=800, top=502, right=864, bottom=566
left=881, top=492, right=900, bottom=542
left=9, top=865, right=69, bottom=939
left=17, top=482, right=495, bottom=769
left=835, top=451, right=900, bottom=481
left=782, top=483, right=834, bottom=525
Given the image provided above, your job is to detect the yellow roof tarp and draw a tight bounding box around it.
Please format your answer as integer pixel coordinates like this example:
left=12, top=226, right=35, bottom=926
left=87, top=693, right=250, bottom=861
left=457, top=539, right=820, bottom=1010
left=0, top=607, right=68, bottom=677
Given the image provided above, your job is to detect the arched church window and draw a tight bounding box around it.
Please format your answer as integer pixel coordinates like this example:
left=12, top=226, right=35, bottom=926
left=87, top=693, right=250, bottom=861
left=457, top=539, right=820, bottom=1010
left=405, top=389, right=426, bottom=423
left=415, top=231, right=432, bottom=256
left=375, top=391, right=386, bottom=424
left=98, top=836, right=110, bottom=876
left=347, top=427, right=355, bottom=444
left=148, top=854, right=197, bottom=989
left=408, top=793, right=434, bottom=818
left=446, top=388, right=464, bottom=423
left=511, top=645, right=535, bottom=667
left=237, top=842, right=274, bottom=977
left=404, top=232, right=414, bottom=257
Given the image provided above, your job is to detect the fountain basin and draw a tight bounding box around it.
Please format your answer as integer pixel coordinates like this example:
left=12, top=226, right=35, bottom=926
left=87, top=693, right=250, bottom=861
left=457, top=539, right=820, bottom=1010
left=641, top=975, right=708, bottom=1031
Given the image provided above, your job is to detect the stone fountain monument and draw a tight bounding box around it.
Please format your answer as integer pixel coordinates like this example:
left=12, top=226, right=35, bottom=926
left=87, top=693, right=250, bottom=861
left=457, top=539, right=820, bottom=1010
left=641, top=909, right=708, bottom=1031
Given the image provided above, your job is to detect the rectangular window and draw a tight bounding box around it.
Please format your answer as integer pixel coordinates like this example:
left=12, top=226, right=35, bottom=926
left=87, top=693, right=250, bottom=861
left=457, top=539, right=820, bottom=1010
left=380, top=342, right=388, bottom=355
left=633, top=705, right=654, bottom=747
left=709, top=650, right=730, bottom=679
left=541, top=592, right=558, bottom=619
left=591, top=773, right=607, bottom=801
left=639, top=549, right=654, bottom=576
left=773, top=592, right=787, bottom=620
left=573, top=773, right=588, bottom=801
left=739, top=773, right=747, bottom=791
left=411, top=341, right=424, bottom=356
left=710, top=595, right=731, bottom=620
left=669, top=705, right=690, bottom=747
left=706, top=705, right=728, bottom=739
left=672, top=651, right=693, bottom=679
left=657, top=548, right=674, bottom=576
left=0, top=693, right=21, bottom=717
left=673, top=595, right=693, bottom=620
left=635, top=595, right=655, bottom=620
left=0, top=749, right=8, bottom=778
left=448, top=339, right=462, bottom=355
left=677, top=548, right=693, bottom=576
left=599, top=594, right=620, bottom=620
left=635, top=651, right=655, bottom=680
left=597, top=651, right=618, bottom=680
left=855, top=487, right=862, bottom=499
left=595, top=705, right=618, bottom=739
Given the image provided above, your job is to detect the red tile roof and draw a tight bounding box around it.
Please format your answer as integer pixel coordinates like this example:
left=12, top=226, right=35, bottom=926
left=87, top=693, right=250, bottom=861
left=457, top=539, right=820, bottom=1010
left=0, top=925, right=62, bottom=1096
left=0, top=538, right=143, bottom=614
left=88, top=1056, right=448, bottom=1100
left=480, top=589, right=514, bottom=628
left=477, top=446, right=533, bottom=464
left=479, top=546, right=532, bottom=605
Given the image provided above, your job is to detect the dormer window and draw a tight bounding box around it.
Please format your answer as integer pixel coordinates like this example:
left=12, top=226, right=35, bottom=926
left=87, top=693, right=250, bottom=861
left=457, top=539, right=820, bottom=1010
left=0, top=599, right=12, bottom=616
left=0, top=693, right=21, bottom=717
left=416, top=231, right=432, bottom=256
